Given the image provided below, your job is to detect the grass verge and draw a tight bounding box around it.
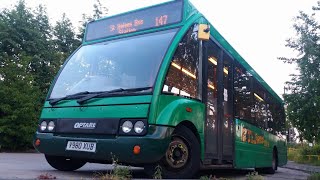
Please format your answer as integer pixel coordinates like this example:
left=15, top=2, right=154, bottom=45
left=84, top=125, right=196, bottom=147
left=308, top=173, right=320, bottom=180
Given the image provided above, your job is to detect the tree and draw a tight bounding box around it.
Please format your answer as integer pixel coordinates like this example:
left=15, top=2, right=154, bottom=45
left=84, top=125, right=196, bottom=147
left=77, top=0, right=108, bottom=40
left=0, top=55, right=41, bottom=150
left=54, top=13, right=80, bottom=54
left=29, top=5, right=56, bottom=95
left=92, top=0, right=108, bottom=20
left=0, top=1, right=56, bottom=95
left=0, top=0, right=108, bottom=151
left=280, top=1, right=320, bottom=143
left=0, top=0, right=53, bottom=150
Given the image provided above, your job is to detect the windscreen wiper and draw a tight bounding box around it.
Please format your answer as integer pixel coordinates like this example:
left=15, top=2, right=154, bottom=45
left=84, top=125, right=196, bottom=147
left=49, top=91, right=90, bottom=106
left=77, top=87, right=152, bottom=105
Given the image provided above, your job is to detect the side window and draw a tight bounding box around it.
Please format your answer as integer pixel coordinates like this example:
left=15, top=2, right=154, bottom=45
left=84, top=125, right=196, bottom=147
left=266, top=94, right=285, bottom=135
left=276, top=105, right=286, bottom=135
left=252, top=80, right=268, bottom=130
left=163, top=25, right=199, bottom=99
left=234, top=62, right=253, bottom=123
left=266, top=95, right=276, bottom=134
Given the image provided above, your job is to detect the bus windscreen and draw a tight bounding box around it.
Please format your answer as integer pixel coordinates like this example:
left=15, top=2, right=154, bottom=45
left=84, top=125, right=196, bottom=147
left=85, top=0, right=183, bottom=41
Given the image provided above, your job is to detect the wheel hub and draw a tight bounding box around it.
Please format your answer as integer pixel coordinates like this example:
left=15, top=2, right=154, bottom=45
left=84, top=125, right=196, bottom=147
left=165, top=138, right=189, bottom=169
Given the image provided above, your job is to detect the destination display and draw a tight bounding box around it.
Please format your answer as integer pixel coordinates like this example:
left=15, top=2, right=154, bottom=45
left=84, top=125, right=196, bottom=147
left=85, top=0, right=183, bottom=41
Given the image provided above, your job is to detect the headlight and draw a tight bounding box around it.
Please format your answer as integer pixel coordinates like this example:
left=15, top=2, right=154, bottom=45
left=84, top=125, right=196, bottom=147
left=47, top=121, right=55, bottom=131
left=122, top=121, right=133, bottom=133
left=134, top=121, right=145, bottom=134
left=40, top=121, right=47, bottom=131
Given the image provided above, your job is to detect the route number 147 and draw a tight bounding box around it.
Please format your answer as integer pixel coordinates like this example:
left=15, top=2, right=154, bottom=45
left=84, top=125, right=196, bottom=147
left=155, top=15, right=168, bottom=26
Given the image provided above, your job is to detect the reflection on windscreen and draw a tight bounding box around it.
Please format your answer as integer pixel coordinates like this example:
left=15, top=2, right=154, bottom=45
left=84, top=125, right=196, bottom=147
left=50, top=29, right=177, bottom=99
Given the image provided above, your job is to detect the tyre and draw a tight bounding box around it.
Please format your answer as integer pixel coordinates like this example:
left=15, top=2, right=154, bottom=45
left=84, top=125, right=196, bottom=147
left=145, top=125, right=200, bottom=179
left=266, top=150, right=277, bottom=174
left=45, top=155, right=86, bottom=171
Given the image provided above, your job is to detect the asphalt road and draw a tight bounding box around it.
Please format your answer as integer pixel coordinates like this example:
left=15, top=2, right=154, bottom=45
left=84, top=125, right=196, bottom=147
left=0, top=153, right=310, bottom=180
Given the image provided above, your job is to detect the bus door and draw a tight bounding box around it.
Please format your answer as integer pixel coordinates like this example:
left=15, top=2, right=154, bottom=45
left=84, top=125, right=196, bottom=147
left=204, top=40, right=218, bottom=161
left=204, top=40, right=233, bottom=164
left=221, top=53, right=233, bottom=161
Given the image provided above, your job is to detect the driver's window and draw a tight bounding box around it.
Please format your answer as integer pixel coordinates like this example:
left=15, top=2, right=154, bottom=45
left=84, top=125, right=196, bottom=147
left=162, top=25, right=200, bottom=99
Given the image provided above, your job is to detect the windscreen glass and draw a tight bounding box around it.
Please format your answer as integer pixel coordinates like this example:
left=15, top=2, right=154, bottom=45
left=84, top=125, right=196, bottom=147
left=49, top=29, right=177, bottom=99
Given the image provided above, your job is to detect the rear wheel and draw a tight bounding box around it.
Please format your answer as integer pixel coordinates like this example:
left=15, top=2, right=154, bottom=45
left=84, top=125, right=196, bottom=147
left=145, top=126, right=200, bottom=179
left=45, top=155, right=86, bottom=171
left=266, top=150, right=277, bottom=174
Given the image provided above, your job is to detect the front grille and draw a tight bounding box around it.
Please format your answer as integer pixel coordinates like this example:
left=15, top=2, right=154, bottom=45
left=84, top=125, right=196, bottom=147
left=55, top=118, right=120, bottom=135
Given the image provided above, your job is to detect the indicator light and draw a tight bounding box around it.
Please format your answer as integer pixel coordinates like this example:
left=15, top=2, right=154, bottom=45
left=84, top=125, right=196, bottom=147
left=35, top=139, right=41, bottom=147
left=133, top=145, right=141, bottom=155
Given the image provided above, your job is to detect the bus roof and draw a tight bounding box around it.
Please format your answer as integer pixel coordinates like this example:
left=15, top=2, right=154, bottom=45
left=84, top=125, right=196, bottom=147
left=83, top=0, right=284, bottom=104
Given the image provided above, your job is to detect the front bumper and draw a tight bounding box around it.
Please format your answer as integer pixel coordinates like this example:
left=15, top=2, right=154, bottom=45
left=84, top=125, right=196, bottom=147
left=34, top=125, right=174, bottom=165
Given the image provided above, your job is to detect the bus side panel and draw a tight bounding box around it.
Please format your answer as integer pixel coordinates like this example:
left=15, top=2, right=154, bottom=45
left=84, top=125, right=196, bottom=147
left=234, top=119, right=273, bottom=168
left=264, top=131, right=287, bottom=167
left=276, top=137, right=288, bottom=166
left=155, top=95, right=205, bottom=159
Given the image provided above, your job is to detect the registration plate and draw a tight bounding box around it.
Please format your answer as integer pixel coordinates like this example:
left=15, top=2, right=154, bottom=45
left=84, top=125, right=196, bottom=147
left=66, top=141, right=96, bottom=152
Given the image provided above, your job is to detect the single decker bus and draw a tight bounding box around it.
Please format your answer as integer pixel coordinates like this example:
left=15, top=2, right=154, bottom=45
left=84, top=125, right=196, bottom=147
left=33, top=0, right=287, bottom=178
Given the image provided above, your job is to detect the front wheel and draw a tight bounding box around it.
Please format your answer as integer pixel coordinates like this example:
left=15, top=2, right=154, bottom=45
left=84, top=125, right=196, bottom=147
left=45, top=155, right=86, bottom=171
left=145, top=126, right=200, bottom=179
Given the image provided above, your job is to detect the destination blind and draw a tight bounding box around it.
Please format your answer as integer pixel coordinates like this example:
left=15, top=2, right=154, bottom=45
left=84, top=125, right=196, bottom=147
left=85, top=0, right=183, bottom=41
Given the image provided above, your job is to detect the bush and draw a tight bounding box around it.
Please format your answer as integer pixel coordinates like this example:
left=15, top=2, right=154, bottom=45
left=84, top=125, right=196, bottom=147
left=288, top=145, right=320, bottom=166
left=308, top=173, right=320, bottom=180
left=287, top=148, right=297, bottom=161
left=0, top=58, right=42, bottom=151
left=301, top=145, right=320, bottom=156
left=246, top=171, right=264, bottom=180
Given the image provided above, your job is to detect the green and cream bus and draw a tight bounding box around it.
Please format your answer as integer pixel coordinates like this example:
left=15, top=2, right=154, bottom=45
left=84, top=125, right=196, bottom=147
left=33, top=0, right=287, bottom=178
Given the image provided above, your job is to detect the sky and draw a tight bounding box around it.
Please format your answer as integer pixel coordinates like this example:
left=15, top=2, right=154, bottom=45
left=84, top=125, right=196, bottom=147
left=1, top=0, right=319, bottom=97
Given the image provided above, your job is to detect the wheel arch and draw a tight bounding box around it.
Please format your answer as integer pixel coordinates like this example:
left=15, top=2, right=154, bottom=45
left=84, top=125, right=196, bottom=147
left=155, top=98, right=205, bottom=160
left=176, top=120, right=201, bottom=144
left=155, top=98, right=205, bottom=133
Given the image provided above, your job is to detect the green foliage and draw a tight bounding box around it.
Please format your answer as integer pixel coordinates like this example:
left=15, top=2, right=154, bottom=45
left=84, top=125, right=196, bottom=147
left=288, top=146, right=320, bottom=166
left=77, top=0, right=108, bottom=40
left=280, top=1, right=320, bottom=143
left=92, top=0, right=108, bottom=20
left=200, top=175, right=215, bottom=180
left=95, top=154, right=132, bottom=180
left=153, top=165, right=162, bottom=179
left=301, top=145, right=320, bottom=156
left=53, top=13, right=80, bottom=54
left=200, top=175, right=214, bottom=180
left=0, top=0, right=56, bottom=96
left=0, top=0, right=51, bottom=150
left=0, top=0, right=108, bottom=151
left=288, top=148, right=297, bottom=161
left=0, top=55, right=41, bottom=150
left=246, top=171, right=264, bottom=180
left=288, top=142, right=306, bottom=148
left=112, top=166, right=132, bottom=180
left=308, top=173, right=320, bottom=180
left=199, top=175, right=230, bottom=180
